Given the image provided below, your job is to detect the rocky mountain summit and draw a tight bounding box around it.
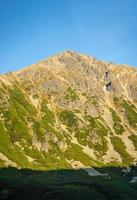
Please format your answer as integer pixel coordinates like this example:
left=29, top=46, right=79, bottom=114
left=0, top=50, right=137, bottom=170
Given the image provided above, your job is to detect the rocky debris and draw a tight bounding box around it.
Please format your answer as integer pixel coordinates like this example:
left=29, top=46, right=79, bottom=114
left=106, top=81, right=112, bottom=91
left=57, top=141, right=68, bottom=151
left=84, top=167, right=109, bottom=177
left=122, top=167, right=131, bottom=174
left=0, top=153, right=17, bottom=168
left=130, top=176, right=137, bottom=183
left=104, top=71, right=109, bottom=81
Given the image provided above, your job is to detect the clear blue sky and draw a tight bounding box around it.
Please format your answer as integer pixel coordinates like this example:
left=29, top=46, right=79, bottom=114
left=0, top=0, right=137, bottom=73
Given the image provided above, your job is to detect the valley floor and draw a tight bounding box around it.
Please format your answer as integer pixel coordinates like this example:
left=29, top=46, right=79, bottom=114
left=0, top=166, right=137, bottom=200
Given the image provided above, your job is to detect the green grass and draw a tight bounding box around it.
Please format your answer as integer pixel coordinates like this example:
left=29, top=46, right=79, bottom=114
left=122, top=100, right=137, bottom=129
left=24, top=147, right=48, bottom=168
left=59, top=110, right=108, bottom=158
left=110, top=136, right=134, bottom=166
left=74, top=117, right=108, bottom=157
left=75, top=128, right=88, bottom=146
left=10, top=118, right=32, bottom=144
left=87, top=117, right=108, bottom=136
left=1, top=83, right=136, bottom=171
left=87, top=96, right=98, bottom=106
left=59, top=110, right=78, bottom=128
left=64, top=143, right=95, bottom=166
left=110, top=109, right=125, bottom=135
left=1, top=86, right=38, bottom=145
left=0, top=159, right=5, bottom=167
left=9, top=85, right=37, bottom=116
left=0, top=121, right=32, bottom=168
left=33, top=118, right=64, bottom=141
left=128, top=134, right=137, bottom=151
left=92, top=138, right=108, bottom=158
left=3, top=101, right=32, bottom=144
left=114, top=97, right=137, bottom=129
left=87, top=117, right=108, bottom=157
left=46, top=142, right=70, bottom=169
left=65, top=87, right=78, bottom=101
left=33, top=120, right=46, bottom=140
left=46, top=124, right=64, bottom=140
left=41, top=100, right=55, bottom=126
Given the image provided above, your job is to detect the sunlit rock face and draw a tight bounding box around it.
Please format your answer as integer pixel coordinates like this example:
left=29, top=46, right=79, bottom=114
left=0, top=50, right=137, bottom=170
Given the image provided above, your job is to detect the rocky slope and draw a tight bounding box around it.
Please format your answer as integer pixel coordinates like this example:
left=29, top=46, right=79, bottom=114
left=0, top=50, right=137, bottom=170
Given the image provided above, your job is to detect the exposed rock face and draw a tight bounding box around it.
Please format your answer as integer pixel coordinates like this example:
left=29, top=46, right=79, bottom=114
left=0, top=50, right=137, bottom=170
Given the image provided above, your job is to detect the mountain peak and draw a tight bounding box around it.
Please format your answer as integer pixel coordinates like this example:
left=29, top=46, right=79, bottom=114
left=45, top=50, right=89, bottom=63
left=0, top=51, right=137, bottom=199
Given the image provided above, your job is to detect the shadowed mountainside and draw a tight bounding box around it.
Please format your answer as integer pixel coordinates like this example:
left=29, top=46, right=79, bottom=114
left=0, top=166, right=137, bottom=200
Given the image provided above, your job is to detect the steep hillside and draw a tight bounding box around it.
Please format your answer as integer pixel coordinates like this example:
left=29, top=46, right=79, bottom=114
left=0, top=51, right=137, bottom=199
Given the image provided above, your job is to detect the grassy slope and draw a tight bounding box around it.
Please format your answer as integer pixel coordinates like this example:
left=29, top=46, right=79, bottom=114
left=0, top=84, right=137, bottom=199
left=0, top=86, right=137, bottom=168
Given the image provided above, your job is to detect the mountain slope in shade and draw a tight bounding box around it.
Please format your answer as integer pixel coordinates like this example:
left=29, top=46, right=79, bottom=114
left=0, top=50, right=137, bottom=171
